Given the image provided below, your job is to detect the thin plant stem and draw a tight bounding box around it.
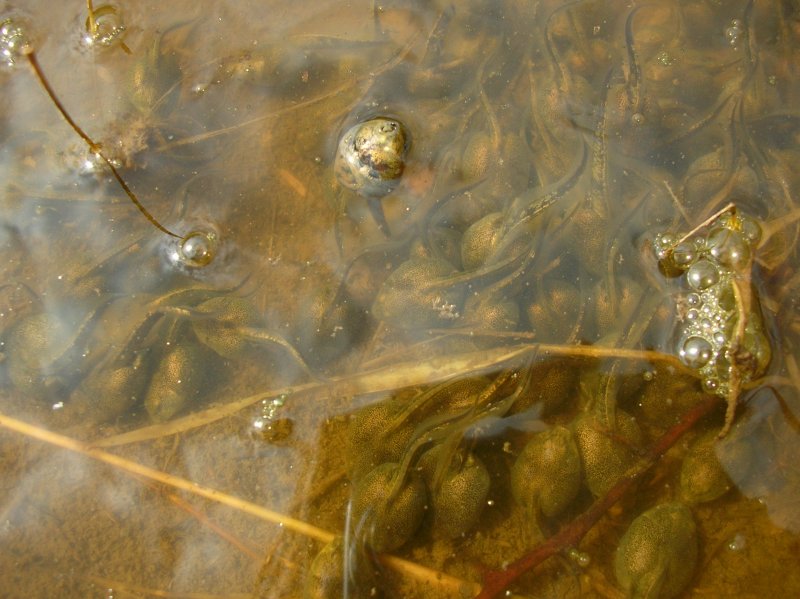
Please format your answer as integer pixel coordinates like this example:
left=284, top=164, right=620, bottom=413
left=24, top=49, right=180, bottom=238
left=86, top=0, right=96, bottom=35
left=0, top=412, right=504, bottom=597
left=0, top=412, right=331, bottom=542
left=93, top=342, right=689, bottom=448
left=672, top=202, right=736, bottom=249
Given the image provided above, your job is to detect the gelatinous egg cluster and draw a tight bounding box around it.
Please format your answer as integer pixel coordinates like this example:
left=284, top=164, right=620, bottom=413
left=653, top=211, right=771, bottom=397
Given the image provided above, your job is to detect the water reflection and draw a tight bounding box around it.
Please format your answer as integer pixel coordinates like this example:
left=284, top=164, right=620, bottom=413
left=0, top=0, right=799, bottom=598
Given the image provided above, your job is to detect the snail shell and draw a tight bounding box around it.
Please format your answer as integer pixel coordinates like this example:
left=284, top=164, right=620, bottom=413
left=334, top=117, right=409, bottom=198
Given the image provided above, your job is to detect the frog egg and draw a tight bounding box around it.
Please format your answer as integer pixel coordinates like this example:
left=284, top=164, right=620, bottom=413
left=686, top=259, right=720, bottom=290
left=679, top=336, right=714, bottom=369
left=179, top=229, right=218, bottom=267
left=706, top=227, right=750, bottom=270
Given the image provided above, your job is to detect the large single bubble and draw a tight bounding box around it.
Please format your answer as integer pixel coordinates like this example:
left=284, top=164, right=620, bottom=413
left=686, top=259, right=720, bottom=290
left=679, top=335, right=714, bottom=369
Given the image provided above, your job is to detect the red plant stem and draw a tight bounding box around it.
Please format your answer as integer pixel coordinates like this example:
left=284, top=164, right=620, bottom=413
left=475, top=396, right=719, bottom=599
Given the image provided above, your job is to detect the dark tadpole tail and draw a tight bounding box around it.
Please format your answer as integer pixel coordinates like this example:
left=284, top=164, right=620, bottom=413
left=367, top=198, right=392, bottom=237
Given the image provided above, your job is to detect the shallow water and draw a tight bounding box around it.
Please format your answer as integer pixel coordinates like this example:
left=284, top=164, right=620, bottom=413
left=1, top=1, right=799, bottom=598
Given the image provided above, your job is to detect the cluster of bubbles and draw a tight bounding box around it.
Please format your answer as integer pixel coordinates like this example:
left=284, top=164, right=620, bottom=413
left=653, top=211, right=771, bottom=397
left=724, top=19, right=745, bottom=47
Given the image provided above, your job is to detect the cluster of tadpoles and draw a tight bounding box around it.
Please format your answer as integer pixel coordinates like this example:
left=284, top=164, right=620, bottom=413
left=475, top=395, right=719, bottom=599
left=0, top=3, right=783, bottom=599
left=0, top=354, right=721, bottom=599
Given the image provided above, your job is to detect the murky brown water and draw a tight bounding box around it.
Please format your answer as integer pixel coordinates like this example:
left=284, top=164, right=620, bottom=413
left=1, top=1, right=800, bottom=597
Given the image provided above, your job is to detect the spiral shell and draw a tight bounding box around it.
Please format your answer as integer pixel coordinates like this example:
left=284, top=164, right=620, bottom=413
left=334, top=117, right=409, bottom=198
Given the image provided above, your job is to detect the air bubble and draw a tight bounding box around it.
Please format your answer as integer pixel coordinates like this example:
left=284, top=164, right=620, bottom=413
left=670, top=242, right=697, bottom=269
left=727, top=533, right=746, bottom=552
left=654, top=233, right=675, bottom=260
left=0, top=17, right=30, bottom=67
left=739, top=215, right=762, bottom=246
left=567, top=548, right=591, bottom=567
left=707, top=227, right=750, bottom=270
left=686, top=259, right=719, bottom=290
left=656, top=50, right=674, bottom=66
left=179, top=229, right=219, bottom=267
left=679, top=336, right=714, bottom=369
left=82, top=4, right=126, bottom=49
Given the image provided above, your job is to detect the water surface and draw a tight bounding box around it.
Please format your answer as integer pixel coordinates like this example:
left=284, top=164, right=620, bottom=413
left=1, top=1, right=799, bottom=597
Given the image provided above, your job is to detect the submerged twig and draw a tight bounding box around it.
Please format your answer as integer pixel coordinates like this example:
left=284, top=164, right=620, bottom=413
left=475, top=395, right=719, bottom=599
left=92, top=343, right=534, bottom=447
left=86, top=0, right=96, bottom=35
left=0, top=412, right=331, bottom=541
left=0, top=413, right=502, bottom=598
left=671, top=202, right=736, bottom=249
left=93, top=342, right=688, bottom=448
